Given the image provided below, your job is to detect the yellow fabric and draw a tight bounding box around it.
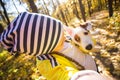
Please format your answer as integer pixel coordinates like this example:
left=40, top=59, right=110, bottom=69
left=36, top=54, right=79, bottom=80
left=52, top=54, right=78, bottom=69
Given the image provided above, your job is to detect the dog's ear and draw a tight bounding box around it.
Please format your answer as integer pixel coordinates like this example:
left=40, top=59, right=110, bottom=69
left=86, top=22, right=92, bottom=31
left=80, top=23, right=88, bottom=28
left=64, top=26, right=74, bottom=36
left=80, top=22, right=92, bottom=31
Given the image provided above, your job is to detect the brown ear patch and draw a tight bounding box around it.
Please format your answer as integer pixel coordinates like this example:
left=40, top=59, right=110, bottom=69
left=80, top=23, right=88, bottom=29
left=74, top=34, right=81, bottom=42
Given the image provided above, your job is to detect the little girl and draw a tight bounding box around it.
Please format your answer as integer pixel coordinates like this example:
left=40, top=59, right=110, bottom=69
left=0, top=12, right=108, bottom=80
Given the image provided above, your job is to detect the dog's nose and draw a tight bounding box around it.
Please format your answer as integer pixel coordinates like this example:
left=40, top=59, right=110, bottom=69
left=86, top=44, right=92, bottom=50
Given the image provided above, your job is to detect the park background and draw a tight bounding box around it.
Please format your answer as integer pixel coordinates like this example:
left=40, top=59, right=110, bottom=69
left=0, top=0, right=120, bottom=80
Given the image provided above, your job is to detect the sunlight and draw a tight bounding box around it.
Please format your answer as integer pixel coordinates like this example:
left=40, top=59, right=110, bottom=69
left=4, top=0, right=67, bottom=14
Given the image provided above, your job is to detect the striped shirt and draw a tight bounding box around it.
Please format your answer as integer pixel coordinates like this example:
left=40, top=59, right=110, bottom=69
left=0, top=12, right=63, bottom=56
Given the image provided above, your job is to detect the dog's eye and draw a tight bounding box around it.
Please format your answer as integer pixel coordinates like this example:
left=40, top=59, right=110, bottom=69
left=74, top=34, right=80, bottom=42
left=84, top=32, right=88, bottom=35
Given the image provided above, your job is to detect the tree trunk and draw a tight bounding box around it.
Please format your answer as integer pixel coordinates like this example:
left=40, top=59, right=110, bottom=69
left=42, top=0, right=50, bottom=15
left=51, top=0, right=56, bottom=11
left=87, top=0, right=92, bottom=17
left=78, top=0, right=86, bottom=22
left=0, top=0, right=10, bottom=25
left=105, top=0, right=108, bottom=8
left=114, top=0, right=117, bottom=6
left=0, top=12, right=7, bottom=24
left=12, top=0, right=20, bottom=14
left=64, top=4, right=71, bottom=23
left=56, top=0, right=68, bottom=25
left=27, top=0, right=38, bottom=13
left=0, top=24, right=4, bottom=34
left=98, top=0, right=102, bottom=10
left=59, top=8, right=68, bottom=26
left=114, top=0, right=117, bottom=9
left=108, top=0, right=113, bottom=17
left=73, top=1, right=81, bottom=19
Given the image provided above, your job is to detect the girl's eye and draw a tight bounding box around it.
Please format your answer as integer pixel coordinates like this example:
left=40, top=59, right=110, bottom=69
left=84, top=32, right=88, bottom=35
left=74, top=34, right=80, bottom=42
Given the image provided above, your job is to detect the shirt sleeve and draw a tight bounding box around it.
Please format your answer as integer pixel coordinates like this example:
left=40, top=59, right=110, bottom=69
left=0, top=13, right=21, bottom=52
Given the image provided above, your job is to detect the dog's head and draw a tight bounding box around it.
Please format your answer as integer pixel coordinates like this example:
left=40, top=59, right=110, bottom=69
left=65, top=22, right=94, bottom=51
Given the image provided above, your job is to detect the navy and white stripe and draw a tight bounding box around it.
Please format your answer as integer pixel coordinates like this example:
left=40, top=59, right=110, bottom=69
left=0, top=12, right=63, bottom=56
left=37, top=54, right=58, bottom=67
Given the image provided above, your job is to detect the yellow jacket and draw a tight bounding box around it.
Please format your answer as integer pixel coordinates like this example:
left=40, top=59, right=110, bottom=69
left=36, top=53, right=84, bottom=80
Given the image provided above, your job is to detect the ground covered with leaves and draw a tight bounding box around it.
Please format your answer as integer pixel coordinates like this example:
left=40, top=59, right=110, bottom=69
left=0, top=10, right=120, bottom=80
left=90, top=10, right=120, bottom=80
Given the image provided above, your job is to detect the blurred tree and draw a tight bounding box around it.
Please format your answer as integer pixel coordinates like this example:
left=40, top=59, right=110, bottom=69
left=114, top=0, right=117, bottom=6
left=36, top=0, right=47, bottom=14
left=42, top=0, right=50, bottom=15
left=104, top=0, right=108, bottom=8
left=78, top=0, right=86, bottom=22
left=26, top=0, right=38, bottom=13
left=0, top=0, right=10, bottom=25
left=12, top=0, right=20, bottom=14
left=98, top=0, right=102, bottom=10
left=108, top=0, right=113, bottom=17
left=0, top=11, right=8, bottom=24
left=56, top=0, right=68, bottom=25
left=63, top=3, right=71, bottom=23
left=0, top=23, right=4, bottom=34
left=73, top=0, right=81, bottom=19
left=113, top=0, right=120, bottom=9
left=87, top=0, right=92, bottom=16
left=20, top=0, right=38, bottom=13
left=51, top=0, right=56, bottom=11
